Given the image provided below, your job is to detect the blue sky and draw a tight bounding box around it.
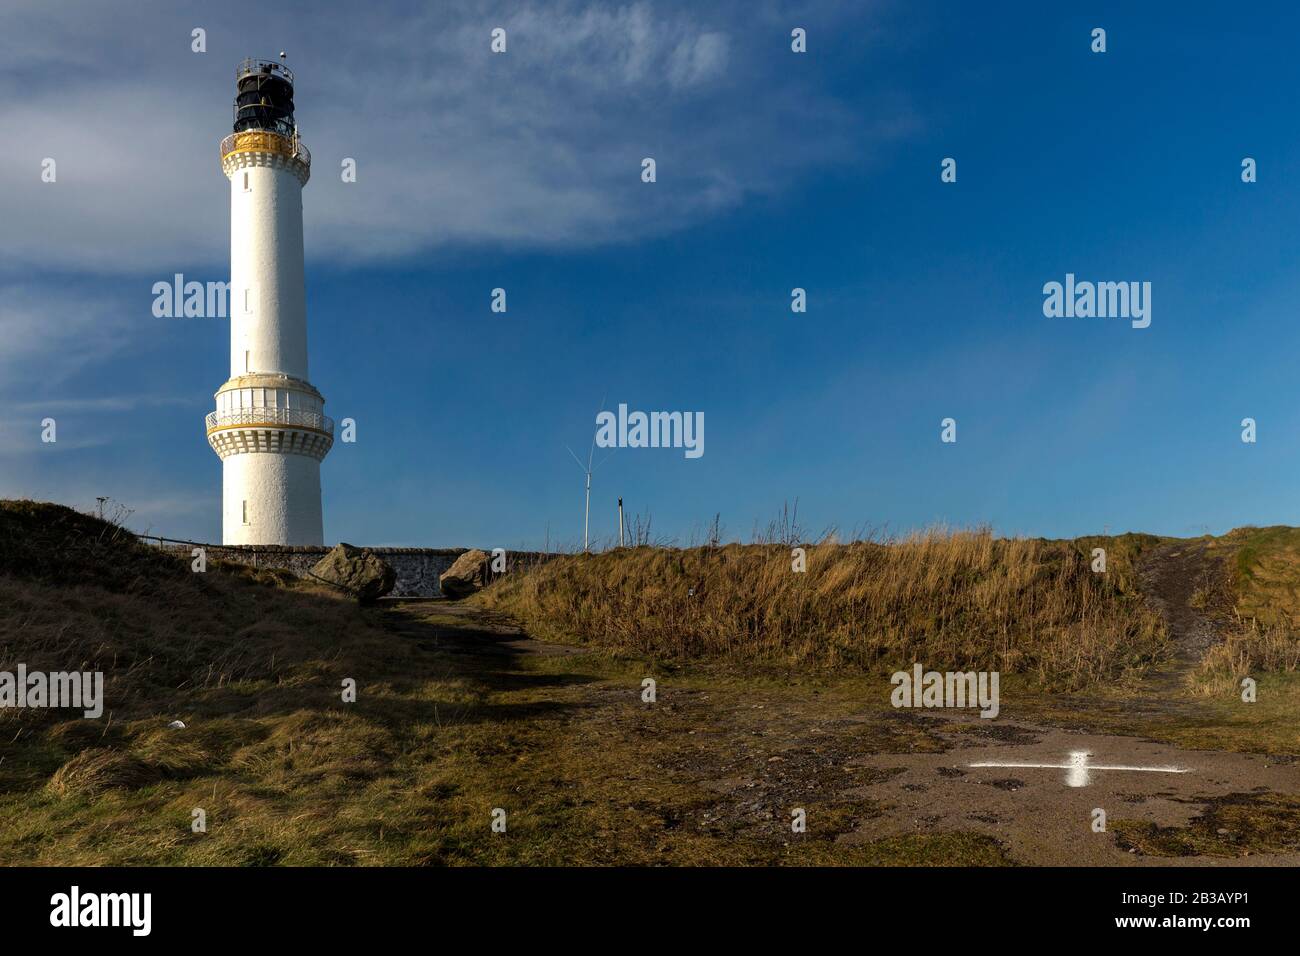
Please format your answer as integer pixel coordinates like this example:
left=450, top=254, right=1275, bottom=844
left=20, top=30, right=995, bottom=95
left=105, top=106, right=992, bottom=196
left=3, top=0, right=1300, bottom=548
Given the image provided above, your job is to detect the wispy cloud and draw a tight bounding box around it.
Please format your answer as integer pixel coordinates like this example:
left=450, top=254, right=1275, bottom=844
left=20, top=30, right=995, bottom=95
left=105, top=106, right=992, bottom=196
left=0, top=283, right=136, bottom=384
left=0, top=0, right=907, bottom=272
left=10, top=396, right=193, bottom=414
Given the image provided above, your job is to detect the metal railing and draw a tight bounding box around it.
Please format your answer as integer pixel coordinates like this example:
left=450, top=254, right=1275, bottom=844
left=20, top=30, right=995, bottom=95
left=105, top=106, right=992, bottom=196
left=206, top=408, right=333, bottom=435
left=237, top=58, right=294, bottom=84
left=219, top=130, right=310, bottom=167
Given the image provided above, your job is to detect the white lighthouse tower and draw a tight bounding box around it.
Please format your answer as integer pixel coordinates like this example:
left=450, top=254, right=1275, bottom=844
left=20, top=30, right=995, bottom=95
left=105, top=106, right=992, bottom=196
left=206, top=57, right=332, bottom=545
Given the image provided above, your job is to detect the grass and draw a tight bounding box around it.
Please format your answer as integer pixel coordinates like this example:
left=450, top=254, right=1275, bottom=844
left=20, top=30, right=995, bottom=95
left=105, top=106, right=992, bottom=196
left=476, top=530, right=1169, bottom=691
left=1223, top=525, right=1300, bottom=627
left=5, top=500, right=1300, bottom=866
left=1006, top=672, right=1300, bottom=756
left=0, top=501, right=454, bottom=864
left=1191, top=527, right=1300, bottom=695
left=1112, top=792, right=1300, bottom=858
left=0, top=501, right=1010, bottom=866
left=1196, top=625, right=1300, bottom=696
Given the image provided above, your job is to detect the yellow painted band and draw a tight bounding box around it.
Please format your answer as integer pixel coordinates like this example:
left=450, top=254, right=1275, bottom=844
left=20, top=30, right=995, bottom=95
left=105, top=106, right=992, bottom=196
left=221, top=130, right=295, bottom=158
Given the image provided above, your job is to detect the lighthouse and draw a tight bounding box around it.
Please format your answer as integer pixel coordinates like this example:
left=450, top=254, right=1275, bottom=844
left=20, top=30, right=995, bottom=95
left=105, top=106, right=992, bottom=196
left=205, top=57, right=332, bottom=546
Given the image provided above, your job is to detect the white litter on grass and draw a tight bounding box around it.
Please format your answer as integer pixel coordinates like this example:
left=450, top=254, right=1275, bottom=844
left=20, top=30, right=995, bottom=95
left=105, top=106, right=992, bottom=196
left=167, top=720, right=186, bottom=730
left=969, top=750, right=1190, bottom=788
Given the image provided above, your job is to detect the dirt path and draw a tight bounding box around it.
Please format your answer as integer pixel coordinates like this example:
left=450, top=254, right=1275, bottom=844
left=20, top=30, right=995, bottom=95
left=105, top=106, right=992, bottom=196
left=1139, top=540, right=1229, bottom=676
left=387, top=588, right=1300, bottom=866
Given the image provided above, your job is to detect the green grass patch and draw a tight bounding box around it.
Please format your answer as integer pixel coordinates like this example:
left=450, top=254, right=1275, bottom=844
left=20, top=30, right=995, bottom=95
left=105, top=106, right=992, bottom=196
left=1112, top=792, right=1300, bottom=858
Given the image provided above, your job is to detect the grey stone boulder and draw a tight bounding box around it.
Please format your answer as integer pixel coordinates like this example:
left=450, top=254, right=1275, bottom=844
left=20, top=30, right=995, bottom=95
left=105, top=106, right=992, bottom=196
left=309, top=543, right=396, bottom=603
left=439, top=548, right=490, bottom=599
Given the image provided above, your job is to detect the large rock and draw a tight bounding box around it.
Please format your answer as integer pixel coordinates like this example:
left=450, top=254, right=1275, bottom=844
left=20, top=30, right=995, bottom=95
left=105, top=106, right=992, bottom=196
left=439, top=548, right=490, bottom=599
left=309, top=543, right=396, bottom=603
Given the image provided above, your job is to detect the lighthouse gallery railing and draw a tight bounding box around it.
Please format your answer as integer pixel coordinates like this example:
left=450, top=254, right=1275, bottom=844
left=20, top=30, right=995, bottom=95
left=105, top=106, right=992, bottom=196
left=219, top=131, right=311, bottom=167
left=206, top=408, right=334, bottom=435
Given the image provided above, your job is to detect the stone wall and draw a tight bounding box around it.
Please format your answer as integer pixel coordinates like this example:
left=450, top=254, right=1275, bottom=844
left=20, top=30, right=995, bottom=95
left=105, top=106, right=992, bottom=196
left=150, top=540, right=551, bottom=598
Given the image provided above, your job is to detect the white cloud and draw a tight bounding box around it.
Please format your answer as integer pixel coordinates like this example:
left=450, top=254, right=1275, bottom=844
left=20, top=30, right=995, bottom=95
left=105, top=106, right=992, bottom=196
left=0, top=0, right=914, bottom=540
left=0, top=0, right=907, bottom=273
left=10, top=396, right=193, bottom=413
left=667, top=31, right=729, bottom=88
left=0, top=284, right=136, bottom=384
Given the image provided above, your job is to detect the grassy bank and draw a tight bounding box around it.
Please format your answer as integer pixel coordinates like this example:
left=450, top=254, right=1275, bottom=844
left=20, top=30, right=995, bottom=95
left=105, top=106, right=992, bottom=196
left=0, top=501, right=435, bottom=864
left=476, top=531, right=1169, bottom=690
left=1194, top=527, right=1300, bottom=694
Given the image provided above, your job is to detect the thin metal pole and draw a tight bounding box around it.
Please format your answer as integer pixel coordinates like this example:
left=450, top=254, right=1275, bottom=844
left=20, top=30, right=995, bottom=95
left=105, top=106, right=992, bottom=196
left=583, top=473, right=592, bottom=551
left=618, top=498, right=624, bottom=547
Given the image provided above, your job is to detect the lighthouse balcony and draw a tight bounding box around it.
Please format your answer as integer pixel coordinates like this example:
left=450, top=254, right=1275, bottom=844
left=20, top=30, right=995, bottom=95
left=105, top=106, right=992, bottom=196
left=235, top=57, right=295, bottom=85
left=205, top=408, right=333, bottom=461
left=220, top=130, right=310, bottom=167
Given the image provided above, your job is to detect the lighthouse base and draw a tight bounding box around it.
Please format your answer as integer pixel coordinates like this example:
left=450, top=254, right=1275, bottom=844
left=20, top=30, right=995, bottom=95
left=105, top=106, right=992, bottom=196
left=222, top=453, right=324, bottom=546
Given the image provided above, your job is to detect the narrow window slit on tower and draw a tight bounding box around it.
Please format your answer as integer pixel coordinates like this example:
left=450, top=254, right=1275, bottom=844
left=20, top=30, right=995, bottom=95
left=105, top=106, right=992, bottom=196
left=242, top=500, right=249, bottom=525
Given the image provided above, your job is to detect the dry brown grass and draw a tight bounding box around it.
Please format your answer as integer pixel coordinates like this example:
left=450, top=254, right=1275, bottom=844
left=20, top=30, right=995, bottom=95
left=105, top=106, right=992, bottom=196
left=46, top=749, right=160, bottom=797
left=1187, top=526, right=1300, bottom=695
left=477, top=530, right=1168, bottom=690
left=5, top=501, right=1295, bottom=865
left=1224, top=525, right=1300, bottom=627
left=0, top=502, right=1019, bottom=866
left=0, top=500, right=438, bottom=863
left=1195, top=621, right=1300, bottom=696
